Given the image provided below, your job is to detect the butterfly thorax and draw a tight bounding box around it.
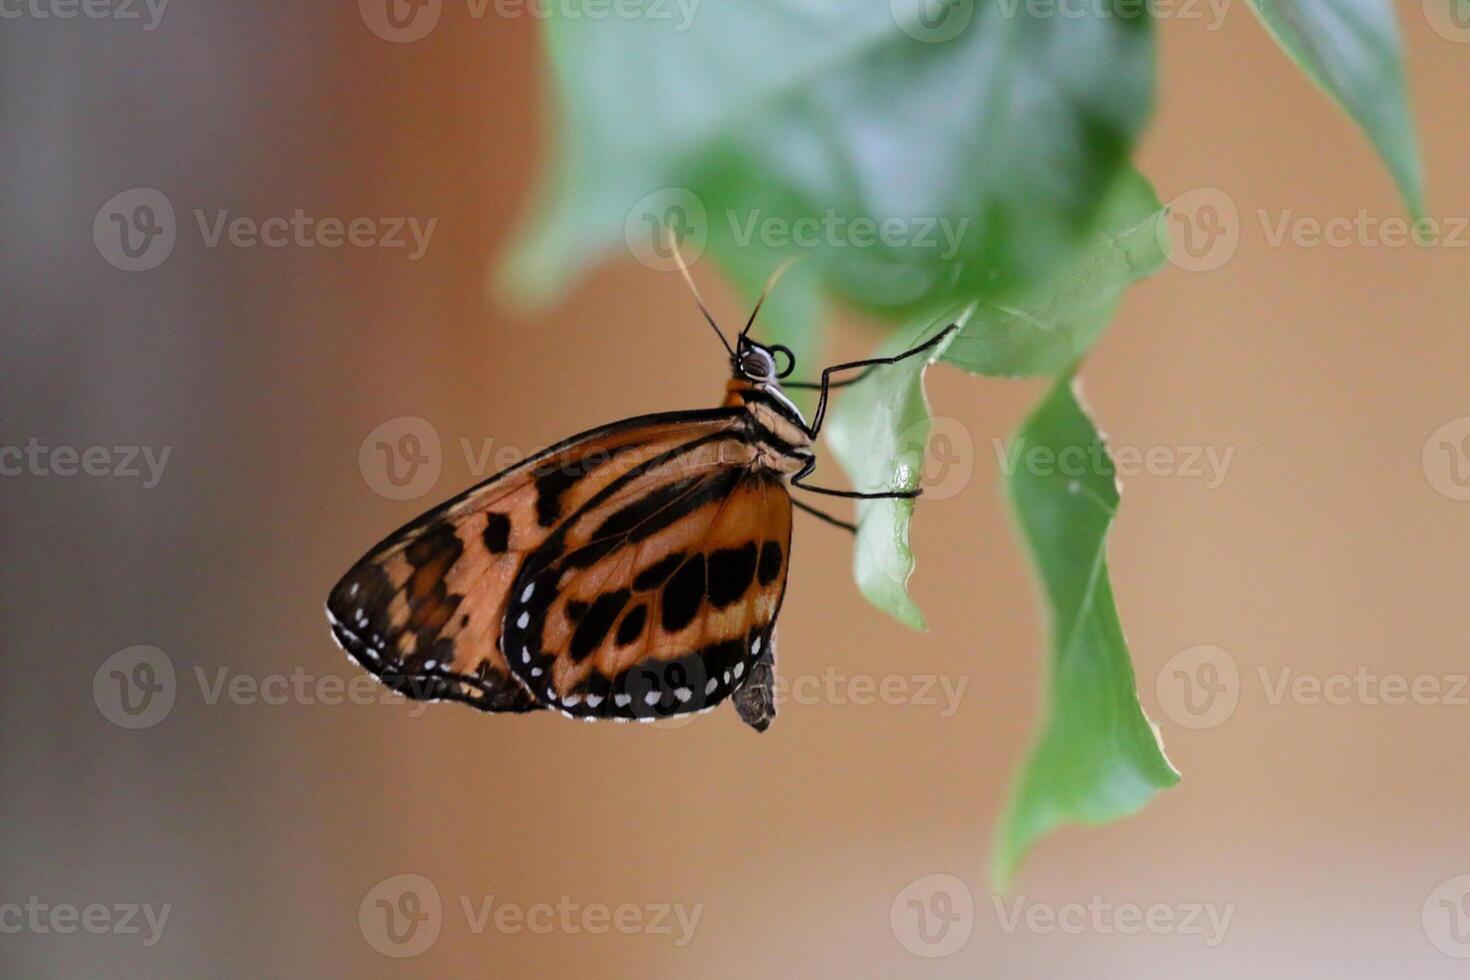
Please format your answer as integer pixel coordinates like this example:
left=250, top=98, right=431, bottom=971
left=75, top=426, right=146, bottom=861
left=722, top=377, right=813, bottom=477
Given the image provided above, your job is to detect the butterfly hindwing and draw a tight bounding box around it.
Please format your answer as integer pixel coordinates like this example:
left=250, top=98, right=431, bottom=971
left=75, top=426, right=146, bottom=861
left=504, top=466, right=792, bottom=722
left=326, top=409, right=759, bottom=714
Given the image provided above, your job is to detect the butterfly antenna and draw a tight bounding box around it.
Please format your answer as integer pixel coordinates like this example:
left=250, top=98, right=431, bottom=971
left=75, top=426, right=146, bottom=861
left=665, top=226, right=733, bottom=357
left=739, top=256, right=799, bottom=342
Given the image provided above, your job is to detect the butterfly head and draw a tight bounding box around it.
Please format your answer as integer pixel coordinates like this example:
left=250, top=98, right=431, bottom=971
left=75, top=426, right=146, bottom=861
left=726, top=336, right=809, bottom=432
left=733, top=337, right=795, bottom=385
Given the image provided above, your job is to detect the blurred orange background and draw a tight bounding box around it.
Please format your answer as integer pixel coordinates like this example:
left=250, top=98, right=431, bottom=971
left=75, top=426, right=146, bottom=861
left=5, top=3, right=1470, bottom=976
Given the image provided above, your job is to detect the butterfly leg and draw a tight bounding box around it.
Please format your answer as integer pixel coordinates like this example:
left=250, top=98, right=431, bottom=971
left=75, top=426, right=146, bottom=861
left=784, top=365, right=876, bottom=391
left=792, top=496, right=858, bottom=533
left=804, top=323, right=959, bottom=438
left=733, top=629, right=777, bottom=732
left=788, top=456, right=922, bottom=500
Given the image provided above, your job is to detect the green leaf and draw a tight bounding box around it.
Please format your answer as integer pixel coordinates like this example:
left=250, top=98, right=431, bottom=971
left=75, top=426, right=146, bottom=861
left=503, top=0, right=1154, bottom=319
left=825, top=307, right=971, bottom=630
left=992, top=377, right=1179, bottom=889
left=1248, top=0, right=1424, bottom=217
left=942, top=168, right=1168, bottom=378
left=826, top=169, right=1167, bottom=629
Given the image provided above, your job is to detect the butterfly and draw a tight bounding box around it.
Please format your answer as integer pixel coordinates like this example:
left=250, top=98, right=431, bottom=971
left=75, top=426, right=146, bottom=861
left=326, top=258, right=955, bottom=731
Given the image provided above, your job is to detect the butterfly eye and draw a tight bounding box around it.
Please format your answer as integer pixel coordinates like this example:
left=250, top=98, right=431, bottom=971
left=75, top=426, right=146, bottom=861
left=739, top=349, right=776, bottom=381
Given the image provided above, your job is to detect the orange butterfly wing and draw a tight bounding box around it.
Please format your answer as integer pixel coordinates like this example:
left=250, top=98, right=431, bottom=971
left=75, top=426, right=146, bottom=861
left=504, top=465, right=791, bottom=721
left=326, top=408, right=790, bottom=722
